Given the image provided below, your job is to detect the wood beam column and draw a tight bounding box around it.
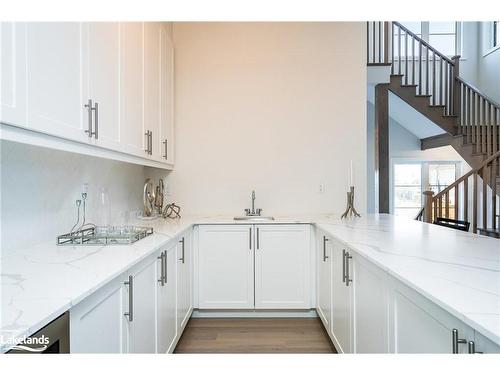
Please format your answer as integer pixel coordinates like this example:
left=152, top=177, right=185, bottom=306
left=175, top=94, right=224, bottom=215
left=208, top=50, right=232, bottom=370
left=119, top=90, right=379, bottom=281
left=375, top=83, right=390, bottom=213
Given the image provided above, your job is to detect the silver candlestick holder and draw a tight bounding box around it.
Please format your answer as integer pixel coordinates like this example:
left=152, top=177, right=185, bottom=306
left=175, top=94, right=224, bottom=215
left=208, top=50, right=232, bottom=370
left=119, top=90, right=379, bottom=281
left=341, top=186, right=361, bottom=219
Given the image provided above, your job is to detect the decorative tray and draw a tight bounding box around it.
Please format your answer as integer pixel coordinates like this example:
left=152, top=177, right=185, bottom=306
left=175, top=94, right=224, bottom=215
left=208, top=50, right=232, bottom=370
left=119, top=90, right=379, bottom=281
left=57, top=225, right=154, bottom=246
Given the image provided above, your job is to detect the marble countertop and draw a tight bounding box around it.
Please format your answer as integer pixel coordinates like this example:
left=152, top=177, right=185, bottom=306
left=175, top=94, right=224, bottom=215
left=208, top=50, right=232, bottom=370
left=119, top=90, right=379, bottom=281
left=1, top=214, right=499, bottom=352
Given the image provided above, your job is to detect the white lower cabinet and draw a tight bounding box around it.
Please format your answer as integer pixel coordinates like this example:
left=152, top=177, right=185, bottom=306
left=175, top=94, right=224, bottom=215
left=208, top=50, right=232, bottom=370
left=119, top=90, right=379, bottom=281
left=156, top=242, right=178, bottom=354
left=254, top=225, right=310, bottom=308
left=177, top=232, right=193, bottom=330
left=330, top=238, right=353, bottom=353
left=473, top=331, right=500, bottom=354
left=70, top=229, right=192, bottom=353
left=70, top=276, right=126, bottom=353
left=316, top=230, right=332, bottom=329
left=197, top=224, right=311, bottom=309
left=198, top=225, right=254, bottom=308
left=322, top=237, right=480, bottom=354
left=125, top=256, right=157, bottom=353
left=352, top=254, right=389, bottom=353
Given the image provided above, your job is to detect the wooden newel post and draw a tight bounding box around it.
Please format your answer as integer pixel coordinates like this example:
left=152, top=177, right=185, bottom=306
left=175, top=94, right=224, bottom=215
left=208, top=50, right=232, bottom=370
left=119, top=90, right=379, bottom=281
left=423, top=190, right=435, bottom=223
left=451, top=55, right=461, bottom=120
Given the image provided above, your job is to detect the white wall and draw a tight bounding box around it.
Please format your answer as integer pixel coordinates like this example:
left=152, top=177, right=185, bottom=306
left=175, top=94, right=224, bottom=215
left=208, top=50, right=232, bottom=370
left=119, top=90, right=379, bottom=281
left=167, top=22, right=367, bottom=216
left=477, top=22, right=500, bottom=104
left=366, top=101, right=469, bottom=213
left=0, top=140, right=146, bottom=254
left=460, top=21, right=500, bottom=103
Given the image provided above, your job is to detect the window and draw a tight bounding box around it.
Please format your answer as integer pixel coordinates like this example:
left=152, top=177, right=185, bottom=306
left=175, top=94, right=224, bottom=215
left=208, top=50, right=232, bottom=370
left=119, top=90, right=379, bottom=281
left=493, top=21, right=499, bottom=48
left=393, top=164, right=422, bottom=218
left=397, top=21, right=460, bottom=57
left=392, top=162, right=459, bottom=219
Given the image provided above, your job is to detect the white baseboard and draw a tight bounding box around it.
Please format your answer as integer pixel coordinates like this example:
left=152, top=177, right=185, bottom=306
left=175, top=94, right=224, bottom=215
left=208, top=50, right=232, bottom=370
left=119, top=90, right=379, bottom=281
left=191, top=309, right=318, bottom=318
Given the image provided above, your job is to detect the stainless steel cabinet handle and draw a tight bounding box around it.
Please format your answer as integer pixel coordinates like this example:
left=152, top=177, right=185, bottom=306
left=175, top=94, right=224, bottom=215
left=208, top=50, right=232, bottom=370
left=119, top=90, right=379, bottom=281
left=342, top=249, right=347, bottom=282
left=157, top=252, right=165, bottom=286
left=149, top=131, right=153, bottom=155
left=163, top=139, right=168, bottom=160
left=84, top=99, right=93, bottom=138
left=249, top=227, right=252, bottom=249
left=93, top=102, right=99, bottom=140
left=256, top=227, right=260, bottom=250
left=164, top=250, right=168, bottom=284
left=124, top=275, right=133, bottom=321
left=468, top=341, right=483, bottom=354
left=145, top=131, right=150, bottom=154
left=345, top=251, right=353, bottom=286
left=323, top=236, right=329, bottom=262
left=179, top=237, right=185, bottom=263
left=452, top=329, right=467, bottom=353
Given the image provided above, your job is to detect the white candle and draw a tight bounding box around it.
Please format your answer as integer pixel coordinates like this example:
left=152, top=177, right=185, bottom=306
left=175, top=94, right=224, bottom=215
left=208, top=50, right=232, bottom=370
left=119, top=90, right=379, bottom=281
left=349, top=160, right=353, bottom=188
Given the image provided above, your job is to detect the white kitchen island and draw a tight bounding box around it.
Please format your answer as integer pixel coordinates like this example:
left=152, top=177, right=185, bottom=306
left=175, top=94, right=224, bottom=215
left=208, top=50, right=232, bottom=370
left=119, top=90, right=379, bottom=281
left=1, top=214, right=499, bottom=353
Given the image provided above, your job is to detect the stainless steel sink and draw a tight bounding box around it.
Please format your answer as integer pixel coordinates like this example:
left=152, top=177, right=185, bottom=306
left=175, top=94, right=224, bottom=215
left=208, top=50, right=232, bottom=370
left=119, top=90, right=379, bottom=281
left=233, top=216, right=275, bottom=221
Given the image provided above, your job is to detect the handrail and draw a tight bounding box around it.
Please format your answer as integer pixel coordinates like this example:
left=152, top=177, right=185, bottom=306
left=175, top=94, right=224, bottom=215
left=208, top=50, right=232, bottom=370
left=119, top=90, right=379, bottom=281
left=392, top=21, right=456, bottom=65
left=456, top=76, right=500, bottom=110
left=433, top=150, right=500, bottom=200
left=415, top=207, right=424, bottom=221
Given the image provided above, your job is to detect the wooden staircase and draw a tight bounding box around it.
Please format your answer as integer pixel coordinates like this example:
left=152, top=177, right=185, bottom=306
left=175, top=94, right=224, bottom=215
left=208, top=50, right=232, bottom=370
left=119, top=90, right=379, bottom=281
left=367, top=21, right=500, bottom=237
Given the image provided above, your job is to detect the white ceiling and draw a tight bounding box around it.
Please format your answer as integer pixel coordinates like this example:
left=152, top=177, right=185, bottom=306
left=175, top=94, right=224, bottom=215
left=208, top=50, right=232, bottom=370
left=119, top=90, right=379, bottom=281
left=367, top=83, right=445, bottom=139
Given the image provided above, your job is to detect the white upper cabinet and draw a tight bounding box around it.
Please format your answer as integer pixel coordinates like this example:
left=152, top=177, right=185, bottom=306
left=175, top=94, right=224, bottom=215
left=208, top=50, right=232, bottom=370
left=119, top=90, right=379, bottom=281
left=1, top=22, right=27, bottom=127
left=254, top=225, right=311, bottom=309
left=144, top=22, right=161, bottom=160
left=198, top=225, right=255, bottom=309
left=1, top=22, right=174, bottom=168
left=26, top=22, right=89, bottom=142
left=159, top=24, right=174, bottom=163
left=119, top=22, right=145, bottom=158
left=85, top=22, right=121, bottom=150
left=316, top=230, right=332, bottom=329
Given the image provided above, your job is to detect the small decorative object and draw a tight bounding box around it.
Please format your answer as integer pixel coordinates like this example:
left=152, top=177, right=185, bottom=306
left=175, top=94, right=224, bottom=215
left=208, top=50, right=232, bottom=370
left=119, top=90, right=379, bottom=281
left=341, top=186, right=361, bottom=219
left=154, top=179, right=165, bottom=214
left=143, top=178, right=155, bottom=217
left=163, top=203, right=181, bottom=219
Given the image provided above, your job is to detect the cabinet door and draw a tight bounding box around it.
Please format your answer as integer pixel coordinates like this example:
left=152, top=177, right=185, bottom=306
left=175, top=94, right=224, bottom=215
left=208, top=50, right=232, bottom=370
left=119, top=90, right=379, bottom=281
left=159, top=24, right=174, bottom=163
left=331, top=238, right=353, bottom=353
left=352, top=253, right=389, bottom=353
left=70, top=278, right=126, bottom=353
left=26, top=22, right=88, bottom=142
left=473, top=331, right=500, bottom=354
left=317, top=231, right=332, bottom=329
left=254, top=224, right=310, bottom=309
left=1, top=22, right=27, bottom=127
left=391, top=284, right=474, bottom=353
left=119, top=22, right=145, bottom=157
left=126, top=257, right=157, bottom=353
left=157, top=244, right=178, bottom=354
left=144, top=22, right=161, bottom=160
left=86, top=22, right=121, bottom=151
left=177, top=232, right=193, bottom=330
left=198, top=225, right=254, bottom=309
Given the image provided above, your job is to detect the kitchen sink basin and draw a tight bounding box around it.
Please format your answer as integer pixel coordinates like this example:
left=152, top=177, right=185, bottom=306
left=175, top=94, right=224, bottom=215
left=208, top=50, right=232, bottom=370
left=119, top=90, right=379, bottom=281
left=233, top=216, right=275, bottom=221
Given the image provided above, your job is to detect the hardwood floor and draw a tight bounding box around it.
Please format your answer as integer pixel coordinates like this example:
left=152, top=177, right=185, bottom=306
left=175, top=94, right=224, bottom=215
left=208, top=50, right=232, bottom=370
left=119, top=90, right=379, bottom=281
left=174, top=318, right=337, bottom=353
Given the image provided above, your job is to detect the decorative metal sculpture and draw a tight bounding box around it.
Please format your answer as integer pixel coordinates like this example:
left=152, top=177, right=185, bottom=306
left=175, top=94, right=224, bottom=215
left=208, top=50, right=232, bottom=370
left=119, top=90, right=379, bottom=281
left=341, top=186, right=361, bottom=219
left=163, top=203, right=181, bottom=219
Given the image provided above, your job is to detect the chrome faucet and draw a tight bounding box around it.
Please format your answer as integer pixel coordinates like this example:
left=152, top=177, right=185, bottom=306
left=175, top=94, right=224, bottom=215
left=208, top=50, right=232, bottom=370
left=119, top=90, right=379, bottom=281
left=244, top=190, right=262, bottom=216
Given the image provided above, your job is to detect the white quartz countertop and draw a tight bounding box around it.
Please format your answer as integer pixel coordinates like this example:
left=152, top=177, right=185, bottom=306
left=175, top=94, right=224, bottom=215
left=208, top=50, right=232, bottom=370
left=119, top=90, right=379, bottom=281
left=1, top=214, right=499, bottom=352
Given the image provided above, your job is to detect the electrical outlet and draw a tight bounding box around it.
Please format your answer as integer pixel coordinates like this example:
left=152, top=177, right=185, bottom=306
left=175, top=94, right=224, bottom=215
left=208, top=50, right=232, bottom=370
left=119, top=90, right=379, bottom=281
left=319, top=184, right=326, bottom=194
